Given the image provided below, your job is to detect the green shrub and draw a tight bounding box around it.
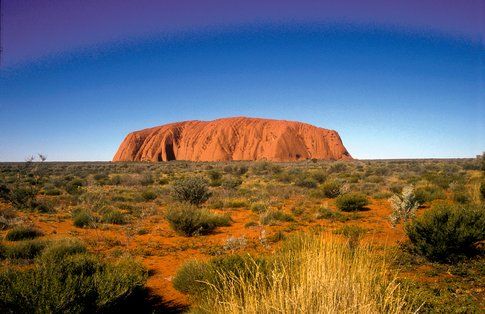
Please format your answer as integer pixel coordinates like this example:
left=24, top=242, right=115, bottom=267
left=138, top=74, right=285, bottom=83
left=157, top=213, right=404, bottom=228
left=2, top=240, right=47, bottom=260
left=373, top=191, right=393, bottom=199
left=34, top=201, right=54, bottom=213
left=311, top=171, right=327, bottom=183
left=335, top=193, right=370, bottom=212
left=173, top=254, right=269, bottom=297
left=321, top=181, right=342, bottom=198
left=0, top=184, right=10, bottom=203
left=73, top=210, right=95, bottom=228
left=140, top=172, right=154, bottom=186
left=5, top=226, right=43, bottom=241
left=101, top=210, right=126, bottom=225
left=236, top=165, right=249, bottom=175
left=250, top=202, right=268, bottom=213
left=414, top=185, right=445, bottom=204
left=165, top=203, right=231, bottom=236
left=225, top=199, right=247, bottom=208
left=41, top=239, right=87, bottom=261
left=453, top=191, right=470, bottom=204
left=260, top=210, right=294, bottom=225
left=207, top=169, right=222, bottom=181
left=479, top=181, right=485, bottom=200
left=171, top=177, right=211, bottom=206
left=65, top=178, right=85, bottom=195
left=295, top=177, right=318, bottom=189
left=0, top=207, right=17, bottom=230
left=405, top=203, right=485, bottom=262
left=43, top=185, right=61, bottom=196
left=141, top=189, right=157, bottom=201
left=9, top=186, right=38, bottom=210
left=221, top=176, right=243, bottom=189
left=0, top=251, right=147, bottom=313
left=315, top=207, right=351, bottom=222
left=93, top=173, right=110, bottom=185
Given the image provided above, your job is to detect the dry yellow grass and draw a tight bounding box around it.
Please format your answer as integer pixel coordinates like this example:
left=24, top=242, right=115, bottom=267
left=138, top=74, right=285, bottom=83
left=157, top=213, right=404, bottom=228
left=196, top=234, right=417, bottom=314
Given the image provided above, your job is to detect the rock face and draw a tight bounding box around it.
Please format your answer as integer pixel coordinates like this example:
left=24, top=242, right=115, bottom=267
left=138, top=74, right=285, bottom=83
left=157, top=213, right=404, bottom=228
left=113, top=117, right=352, bottom=162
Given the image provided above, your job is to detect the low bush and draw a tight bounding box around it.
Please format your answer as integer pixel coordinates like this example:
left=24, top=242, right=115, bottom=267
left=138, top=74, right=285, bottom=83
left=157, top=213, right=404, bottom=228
left=73, top=210, right=95, bottom=228
left=0, top=207, right=17, bottom=230
left=295, top=177, right=318, bottom=189
left=207, top=169, right=222, bottom=181
left=405, top=203, right=485, bottom=262
left=250, top=202, right=268, bottom=213
left=335, top=193, right=370, bottom=212
left=141, top=189, right=157, bottom=201
left=34, top=201, right=54, bottom=213
left=65, top=178, right=85, bottom=195
left=165, top=203, right=231, bottom=236
left=101, top=210, right=126, bottom=225
left=0, top=250, right=147, bottom=312
left=5, top=226, right=43, bottom=241
left=221, top=176, right=243, bottom=189
left=224, top=199, right=247, bottom=208
left=315, top=207, right=355, bottom=222
left=41, top=238, right=87, bottom=261
left=9, top=186, right=38, bottom=210
left=311, top=170, right=327, bottom=183
left=42, top=184, right=62, bottom=196
left=260, top=210, right=294, bottom=225
left=1, top=240, right=47, bottom=260
left=321, top=181, right=342, bottom=198
left=173, top=254, right=269, bottom=298
left=414, top=185, right=445, bottom=204
left=171, top=177, right=212, bottom=206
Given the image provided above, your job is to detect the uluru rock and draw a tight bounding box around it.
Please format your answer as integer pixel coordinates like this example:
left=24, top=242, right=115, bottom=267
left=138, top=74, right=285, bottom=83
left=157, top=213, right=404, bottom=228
left=113, top=117, right=352, bottom=162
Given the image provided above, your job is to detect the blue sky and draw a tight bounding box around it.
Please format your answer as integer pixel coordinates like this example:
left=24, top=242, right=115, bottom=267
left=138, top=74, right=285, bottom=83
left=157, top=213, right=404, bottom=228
left=1, top=22, right=483, bottom=161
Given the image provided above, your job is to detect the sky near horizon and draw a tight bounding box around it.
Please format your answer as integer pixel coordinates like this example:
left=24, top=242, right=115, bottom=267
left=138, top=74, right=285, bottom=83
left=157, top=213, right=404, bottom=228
left=0, top=1, right=484, bottom=161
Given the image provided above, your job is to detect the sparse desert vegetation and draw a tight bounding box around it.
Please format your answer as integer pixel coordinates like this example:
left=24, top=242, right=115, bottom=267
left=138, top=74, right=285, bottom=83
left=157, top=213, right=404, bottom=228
left=0, top=155, right=484, bottom=312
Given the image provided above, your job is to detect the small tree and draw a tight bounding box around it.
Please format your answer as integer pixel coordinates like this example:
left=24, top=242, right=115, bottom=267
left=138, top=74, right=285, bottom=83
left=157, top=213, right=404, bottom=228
left=389, top=185, right=419, bottom=226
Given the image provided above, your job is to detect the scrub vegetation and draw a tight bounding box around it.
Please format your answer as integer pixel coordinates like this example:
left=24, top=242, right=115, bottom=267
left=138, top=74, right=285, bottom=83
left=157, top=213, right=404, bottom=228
left=0, top=155, right=483, bottom=312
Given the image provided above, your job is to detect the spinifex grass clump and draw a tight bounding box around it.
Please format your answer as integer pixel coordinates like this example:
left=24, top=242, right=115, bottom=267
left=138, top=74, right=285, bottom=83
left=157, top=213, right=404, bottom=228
left=0, top=239, right=47, bottom=260
left=165, top=203, right=231, bottom=236
left=5, top=226, right=43, bottom=241
left=72, top=209, right=96, bottom=228
left=101, top=210, right=126, bottom=225
left=405, top=203, right=485, bottom=262
left=175, top=234, right=415, bottom=313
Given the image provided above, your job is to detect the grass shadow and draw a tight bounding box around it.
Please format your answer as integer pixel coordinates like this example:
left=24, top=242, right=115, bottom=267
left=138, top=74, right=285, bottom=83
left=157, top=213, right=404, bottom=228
left=104, top=287, right=188, bottom=314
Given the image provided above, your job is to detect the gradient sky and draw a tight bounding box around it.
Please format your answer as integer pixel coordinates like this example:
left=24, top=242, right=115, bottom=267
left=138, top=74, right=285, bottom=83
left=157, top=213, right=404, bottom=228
left=0, top=0, right=484, bottom=161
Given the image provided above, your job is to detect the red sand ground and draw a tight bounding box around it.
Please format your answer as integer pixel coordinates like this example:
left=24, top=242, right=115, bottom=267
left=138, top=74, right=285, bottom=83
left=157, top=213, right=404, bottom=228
left=8, top=198, right=406, bottom=307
